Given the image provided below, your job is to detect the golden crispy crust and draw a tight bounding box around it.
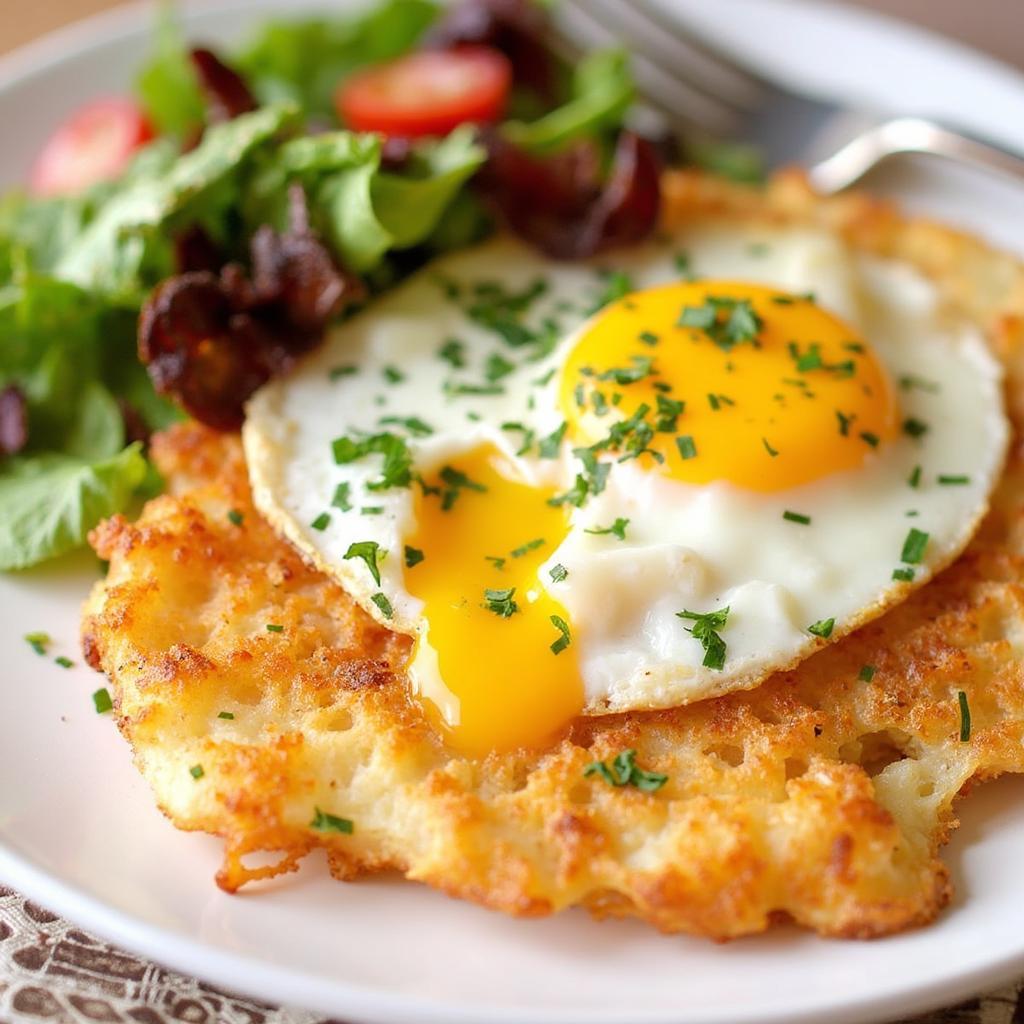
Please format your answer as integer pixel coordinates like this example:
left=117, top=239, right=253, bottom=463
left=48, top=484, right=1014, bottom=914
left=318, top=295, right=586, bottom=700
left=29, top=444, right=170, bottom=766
left=82, top=171, right=1024, bottom=940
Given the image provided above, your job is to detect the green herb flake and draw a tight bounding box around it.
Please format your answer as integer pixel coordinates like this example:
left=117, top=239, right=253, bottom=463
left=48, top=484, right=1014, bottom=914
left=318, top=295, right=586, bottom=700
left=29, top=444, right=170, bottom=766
left=332, top=432, right=412, bottom=491
left=782, top=510, right=811, bottom=525
left=382, top=365, right=405, bottom=385
left=24, top=632, right=50, bottom=656
left=328, top=365, right=358, bottom=381
left=92, top=688, right=113, bottom=714
left=485, top=353, right=516, bottom=383
left=439, top=338, right=466, bottom=369
left=266, top=623, right=284, bottom=633
left=676, top=435, right=697, bottom=460
left=762, top=437, right=779, bottom=457
left=908, top=465, right=922, bottom=489
left=55, top=656, right=73, bottom=669
left=511, top=538, right=545, bottom=559
left=903, top=418, right=929, bottom=438
left=836, top=411, right=853, bottom=437
left=549, top=564, right=568, bottom=583
left=584, top=517, right=629, bottom=541
left=901, top=527, right=929, bottom=565
left=379, top=415, right=434, bottom=437
left=538, top=422, right=568, bottom=459
left=860, top=431, right=880, bottom=448
left=676, top=606, right=729, bottom=670
left=310, top=512, right=331, bottom=531
left=638, top=330, right=660, bottom=347
left=584, top=749, right=668, bottom=792
left=549, top=614, right=572, bottom=655
left=404, top=546, right=424, bottom=569
left=808, top=617, right=835, bottom=638
left=227, top=509, right=244, bottom=527
left=439, top=466, right=488, bottom=510
left=900, top=374, right=940, bottom=394
left=938, top=474, right=970, bottom=486
left=310, top=807, right=354, bottom=834
left=218, top=711, right=235, bottom=720
left=958, top=690, right=971, bottom=742
left=371, top=592, right=393, bottom=619
left=858, top=665, right=876, bottom=682
left=331, top=482, right=353, bottom=511
left=483, top=587, right=518, bottom=618
left=344, top=540, right=382, bottom=584
left=892, top=567, right=915, bottom=582
left=190, top=764, right=204, bottom=780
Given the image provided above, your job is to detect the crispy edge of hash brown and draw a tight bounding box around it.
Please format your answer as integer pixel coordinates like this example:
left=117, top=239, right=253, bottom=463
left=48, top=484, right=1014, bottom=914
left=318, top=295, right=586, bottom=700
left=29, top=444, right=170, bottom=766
left=81, top=169, right=1024, bottom=940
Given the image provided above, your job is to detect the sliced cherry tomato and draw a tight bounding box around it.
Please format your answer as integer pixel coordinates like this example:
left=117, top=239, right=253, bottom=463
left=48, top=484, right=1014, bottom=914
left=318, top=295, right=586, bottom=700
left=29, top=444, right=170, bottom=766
left=29, top=97, right=154, bottom=197
left=335, top=47, right=512, bottom=139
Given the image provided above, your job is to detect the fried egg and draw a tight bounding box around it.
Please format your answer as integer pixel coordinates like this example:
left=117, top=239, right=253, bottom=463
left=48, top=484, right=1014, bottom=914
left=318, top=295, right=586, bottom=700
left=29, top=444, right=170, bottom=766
left=244, top=225, right=1008, bottom=756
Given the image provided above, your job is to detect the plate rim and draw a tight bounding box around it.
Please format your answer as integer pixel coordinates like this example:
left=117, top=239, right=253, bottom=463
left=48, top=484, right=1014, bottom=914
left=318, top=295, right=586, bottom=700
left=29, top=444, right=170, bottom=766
left=2, top=2, right=1024, bottom=1023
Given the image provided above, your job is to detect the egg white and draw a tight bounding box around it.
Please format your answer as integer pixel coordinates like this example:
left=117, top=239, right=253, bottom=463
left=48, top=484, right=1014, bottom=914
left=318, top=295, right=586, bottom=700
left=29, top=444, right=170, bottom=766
left=244, top=225, right=1008, bottom=715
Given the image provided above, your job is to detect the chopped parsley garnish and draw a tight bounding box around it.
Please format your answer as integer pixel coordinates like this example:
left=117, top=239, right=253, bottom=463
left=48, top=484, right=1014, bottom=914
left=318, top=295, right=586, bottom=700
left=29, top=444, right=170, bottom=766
left=789, top=341, right=854, bottom=378
left=782, top=510, right=811, bottom=525
left=483, top=587, right=518, bottom=617
left=404, top=546, right=424, bottom=568
left=382, top=365, right=404, bottom=384
left=707, top=393, right=734, bottom=411
left=903, top=418, right=929, bottom=438
left=588, top=270, right=633, bottom=314
left=585, top=517, right=629, bottom=541
left=859, top=665, right=876, bottom=682
left=908, top=465, right=922, bottom=489
left=538, top=422, right=568, bottom=458
left=266, top=623, right=284, bottom=633
left=900, top=527, right=929, bottom=565
left=638, top=330, right=660, bottom=346
left=892, top=567, right=915, bottom=581
left=549, top=615, right=572, bottom=655
left=678, top=296, right=763, bottom=351
left=360, top=506, right=384, bottom=515
left=227, top=509, right=244, bottom=527
left=190, top=764, right=204, bottom=780
left=676, top=435, right=697, bottom=460
left=55, top=656, right=73, bottom=669
left=371, top=592, right=393, bottom=619
left=584, top=749, right=667, bottom=792
left=24, top=632, right=50, bottom=656
left=511, top=538, right=545, bottom=558
left=438, top=466, right=487, bottom=510
left=344, top=540, right=382, bottom=584
left=332, top=432, right=412, bottom=491
left=92, top=688, right=113, bottom=714
left=328, top=364, right=358, bottom=380
left=836, top=411, right=853, bottom=437
left=310, top=807, right=354, bottom=834
left=676, top=606, right=729, bottom=670
left=548, top=474, right=589, bottom=509
left=549, top=564, right=569, bottom=582
left=938, top=474, right=970, bottom=486
left=331, top=482, right=353, bottom=511
left=958, top=691, right=971, bottom=742
left=310, top=512, right=331, bottom=531
left=444, top=381, right=506, bottom=397
left=379, top=415, right=433, bottom=437
left=807, top=618, right=835, bottom=638
left=595, top=355, right=654, bottom=386
left=900, top=374, right=939, bottom=393
left=218, top=711, right=235, bottom=720
left=860, top=431, right=880, bottom=448
left=655, top=395, right=685, bottom=432
left=485, top=555, right=506, bottom=570
left=439, top=338, right=466, bottom=368
left=485, top=353, right=516, bottom=382
left=762, top=437, right=779, bottom=457
left=501, top=421, right=535, bottom=456
left=675, top=251, right=693, bottom=275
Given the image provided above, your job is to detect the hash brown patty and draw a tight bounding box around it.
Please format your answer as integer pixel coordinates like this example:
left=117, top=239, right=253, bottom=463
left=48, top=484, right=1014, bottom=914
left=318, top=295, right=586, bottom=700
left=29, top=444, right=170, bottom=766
left=82, top=171, right=1024, bottom=940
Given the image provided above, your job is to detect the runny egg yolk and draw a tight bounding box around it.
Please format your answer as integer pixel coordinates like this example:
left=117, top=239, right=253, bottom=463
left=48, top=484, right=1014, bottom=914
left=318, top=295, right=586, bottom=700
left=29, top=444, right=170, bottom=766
left=560, top=281, right=899, bottom=492
left=404, top=446, right=582, bottom=756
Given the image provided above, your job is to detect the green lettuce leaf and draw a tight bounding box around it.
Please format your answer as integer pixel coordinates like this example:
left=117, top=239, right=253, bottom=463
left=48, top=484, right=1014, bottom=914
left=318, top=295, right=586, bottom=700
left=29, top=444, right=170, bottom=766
left=502, top=49, right=634, bottom=153
left=0, top=445, right=148, bottom=571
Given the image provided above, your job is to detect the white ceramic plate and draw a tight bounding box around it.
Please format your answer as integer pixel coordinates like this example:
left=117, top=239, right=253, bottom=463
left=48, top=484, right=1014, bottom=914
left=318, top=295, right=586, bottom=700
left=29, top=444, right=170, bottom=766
left=3, top=3, right=1024, bottom=1023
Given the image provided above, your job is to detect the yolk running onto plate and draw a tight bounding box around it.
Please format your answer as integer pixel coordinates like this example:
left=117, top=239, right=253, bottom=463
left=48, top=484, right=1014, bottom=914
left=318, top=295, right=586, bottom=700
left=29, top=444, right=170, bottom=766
left=560, top=281, right=899, bottom=492
left=404, top=445, right=582, bottom=755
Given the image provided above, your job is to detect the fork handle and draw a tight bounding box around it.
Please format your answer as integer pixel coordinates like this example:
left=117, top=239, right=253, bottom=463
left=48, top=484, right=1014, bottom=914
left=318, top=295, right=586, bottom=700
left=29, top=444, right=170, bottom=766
left=808, top=116, right=1024, bottom=194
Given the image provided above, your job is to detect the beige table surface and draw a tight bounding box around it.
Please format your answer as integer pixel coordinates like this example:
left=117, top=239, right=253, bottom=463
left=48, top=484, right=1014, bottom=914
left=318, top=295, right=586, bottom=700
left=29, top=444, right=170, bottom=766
left=1, top=2, right=1023, bottom=1024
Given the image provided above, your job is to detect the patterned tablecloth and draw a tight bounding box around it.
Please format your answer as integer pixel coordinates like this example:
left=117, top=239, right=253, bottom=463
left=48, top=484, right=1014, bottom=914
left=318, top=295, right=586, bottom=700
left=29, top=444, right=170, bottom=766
left=0, top=882, right=1018, bottom=1024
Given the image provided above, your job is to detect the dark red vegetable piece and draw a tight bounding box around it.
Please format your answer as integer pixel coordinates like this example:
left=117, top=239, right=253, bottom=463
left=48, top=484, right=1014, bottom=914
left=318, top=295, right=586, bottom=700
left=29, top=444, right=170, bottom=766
left=174, top=224, right=224, bottom=274
left=0, top=385, right=28, bottom=456
left=424, top=0, right=558, bottom=103
left=479, top=130, right=662, bottom=258
left=190, top=47, right=258, bottom=123
left=139, top=188, right=362, bottom=430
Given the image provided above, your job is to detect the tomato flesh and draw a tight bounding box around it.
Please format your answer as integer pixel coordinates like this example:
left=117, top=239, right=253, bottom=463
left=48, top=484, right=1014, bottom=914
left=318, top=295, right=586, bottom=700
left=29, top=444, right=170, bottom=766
left=29, top=97, right=154, bottom=197
left=336, top=47, right=512, bottom=139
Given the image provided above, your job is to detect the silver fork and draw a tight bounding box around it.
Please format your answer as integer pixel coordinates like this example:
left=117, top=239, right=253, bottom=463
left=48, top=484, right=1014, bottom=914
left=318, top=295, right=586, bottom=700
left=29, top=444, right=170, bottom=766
left=553, top=0, right=1024, bottom=194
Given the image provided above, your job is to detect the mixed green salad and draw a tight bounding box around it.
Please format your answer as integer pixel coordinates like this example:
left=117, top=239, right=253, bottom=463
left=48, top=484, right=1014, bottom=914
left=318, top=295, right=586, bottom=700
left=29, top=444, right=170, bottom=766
left=0, top=0, right=737, bottom=572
